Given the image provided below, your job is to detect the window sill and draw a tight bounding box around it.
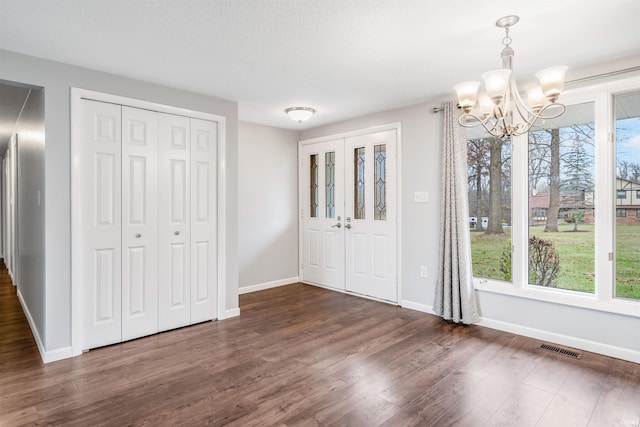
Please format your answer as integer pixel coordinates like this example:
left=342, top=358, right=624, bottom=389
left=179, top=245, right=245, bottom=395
left=474, top=277, right=640, bottom=319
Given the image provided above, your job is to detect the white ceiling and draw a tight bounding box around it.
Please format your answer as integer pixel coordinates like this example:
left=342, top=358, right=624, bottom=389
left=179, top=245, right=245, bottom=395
left=0, top=0, right=639, bottom=130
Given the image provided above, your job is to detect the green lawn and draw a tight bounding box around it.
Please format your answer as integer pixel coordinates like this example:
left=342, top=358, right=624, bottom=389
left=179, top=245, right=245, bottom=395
left=615, top=224, right=640, bottom=300
left=470, top=223, right=640, bottom=300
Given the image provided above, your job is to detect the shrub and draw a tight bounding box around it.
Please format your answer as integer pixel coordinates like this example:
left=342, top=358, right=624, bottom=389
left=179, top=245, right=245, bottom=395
left=499, top=244, right=512, bottom=281
left=529, top=236, right=560, bottom=287
left=498, top=236, right=560, bottom=287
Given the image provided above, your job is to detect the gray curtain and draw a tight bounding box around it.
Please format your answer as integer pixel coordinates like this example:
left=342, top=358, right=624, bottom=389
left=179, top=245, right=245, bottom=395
left=433, top=101, right=480, bottom=324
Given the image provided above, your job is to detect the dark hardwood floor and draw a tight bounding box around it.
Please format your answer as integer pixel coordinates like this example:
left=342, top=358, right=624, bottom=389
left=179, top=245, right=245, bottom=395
left=1, top=263, right=639, bottom=426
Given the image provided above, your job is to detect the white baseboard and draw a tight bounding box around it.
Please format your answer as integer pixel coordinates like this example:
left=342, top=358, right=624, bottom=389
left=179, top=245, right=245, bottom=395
left=400, top=298, right=640, bottom=364
left=401, top=300, right=436, bottom=315
left=17, top=289, right=46, bottom=360
left=17, top=290, right=77, bottom=363
left=42, top=346, right=74, bottom=363
left=219, top=307, right=240, bottom=319
left=478, top=317, right=640, bottom=364
left=238, top=276, right=299, bottom=295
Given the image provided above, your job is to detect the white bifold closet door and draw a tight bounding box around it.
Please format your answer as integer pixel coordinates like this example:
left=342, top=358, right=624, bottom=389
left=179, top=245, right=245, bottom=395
left=158, top=113, right=191, bottom=331
left=78, top=100, right=123, bottom=349
left=121, top=106, right=159, bottom=341
left=78, top=99, right=217, bottom=350
left=157, top=115, right=217, bottom=328
left=189, top=118, right=218, bottom=324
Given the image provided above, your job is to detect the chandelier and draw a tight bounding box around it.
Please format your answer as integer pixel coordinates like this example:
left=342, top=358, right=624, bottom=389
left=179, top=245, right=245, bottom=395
left=454, top=15, right=567, bottom=137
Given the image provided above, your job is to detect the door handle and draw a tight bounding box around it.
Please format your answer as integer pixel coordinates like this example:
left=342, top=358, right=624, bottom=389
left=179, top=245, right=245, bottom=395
left=345, top=224, right=352, bottom=229
left=174, top=231, right=180, bottom=235
left=331, top=223, right=342, bottom=228
left=135, top=233, right=141, bottom=238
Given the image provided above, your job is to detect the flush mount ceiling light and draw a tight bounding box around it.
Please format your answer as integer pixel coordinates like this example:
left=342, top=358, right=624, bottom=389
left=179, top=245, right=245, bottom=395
left=454, top=15, right=567, bottom=137
left=285, top=106, right=316, bottom=123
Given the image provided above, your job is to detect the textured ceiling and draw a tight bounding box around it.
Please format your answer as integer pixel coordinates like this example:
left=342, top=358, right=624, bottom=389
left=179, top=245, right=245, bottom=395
left=0, top=0, right=639, bottom=130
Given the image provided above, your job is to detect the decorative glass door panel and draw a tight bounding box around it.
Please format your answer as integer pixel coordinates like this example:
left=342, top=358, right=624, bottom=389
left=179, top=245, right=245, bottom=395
left=345, top=131, right=397, bottom=302
left=354, top=147, right=366, bottom=220
left=300, top=140, right=345, bottom=289
left=374, top=144, right=387, bottom=221
left=325, top=152, right=335, bottom=218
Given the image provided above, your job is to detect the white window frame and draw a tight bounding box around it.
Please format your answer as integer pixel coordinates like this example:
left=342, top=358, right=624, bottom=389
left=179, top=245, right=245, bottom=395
left=473, top=74, right=640, bottom=319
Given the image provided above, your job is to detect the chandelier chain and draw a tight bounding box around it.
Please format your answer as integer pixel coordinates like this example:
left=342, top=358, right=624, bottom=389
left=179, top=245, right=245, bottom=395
left=502, top=27, right=512, bottom=48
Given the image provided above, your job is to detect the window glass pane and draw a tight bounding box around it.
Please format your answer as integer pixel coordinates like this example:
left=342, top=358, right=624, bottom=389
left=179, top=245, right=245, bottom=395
left=325, top=151, right=335, bottom=218
left=467, top=135, right=512, bottom=282
left=374, top=144, right=386, bottom=220
left=615, top=91, right=640, bottom=300
left=354, top=147, right=365, bottom=219
left=528, top=102, right=595, bottom=293
left=310, top=154, right=318, bottom=218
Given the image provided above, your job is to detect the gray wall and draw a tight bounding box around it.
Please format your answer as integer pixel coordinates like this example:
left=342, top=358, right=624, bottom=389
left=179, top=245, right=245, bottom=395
left=238, top=121, right=299, bottom=290
left=16, top=88, right=45, bottom=338
left=0, top=48, right=239, bottom=354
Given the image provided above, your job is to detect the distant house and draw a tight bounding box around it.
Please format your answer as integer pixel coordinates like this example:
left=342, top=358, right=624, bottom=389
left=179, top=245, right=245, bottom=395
left=528, top=188, right=591, bottom=225
left=612, top=177, right=640, bottom=223
left=530, top=178, right=640, bottom=225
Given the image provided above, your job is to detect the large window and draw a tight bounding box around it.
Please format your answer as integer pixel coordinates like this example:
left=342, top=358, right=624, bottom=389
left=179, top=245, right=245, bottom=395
left=467, top=136, right=511, bottom=281
left=527, top=102, right=595, bottom=293
left=615, top=91, right=640, bottom=300
left=466, top=76, right=640, bottom=310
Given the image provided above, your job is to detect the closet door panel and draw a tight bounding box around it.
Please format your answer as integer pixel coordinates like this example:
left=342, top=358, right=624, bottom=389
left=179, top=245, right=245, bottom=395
left=122, top=106, right=158, bottom=341
left=190, top=118, right=217, bottom=323
left=78, top=99, right=122, bottom=349
left=158, top=113, right=191, bottom=331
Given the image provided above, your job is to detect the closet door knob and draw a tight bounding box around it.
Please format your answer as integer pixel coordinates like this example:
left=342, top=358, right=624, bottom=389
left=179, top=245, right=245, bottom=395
left=174, top=231, right=180, bottom=235
left=135, top=233, right=141, bottom=238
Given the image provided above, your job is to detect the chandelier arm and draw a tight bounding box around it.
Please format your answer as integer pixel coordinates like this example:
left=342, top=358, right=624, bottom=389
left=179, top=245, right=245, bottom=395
left=512, top=121, right=534, bottom=137
left=510, top=79, right=538, bottom=122
left=533, top=102, right=567, bottom=120
left=458, top=113, right=505, bottom=138
left=510, top=102, right=568, bottom=137
left=483, top=117, right=501, bottom=135
left=457, top=112, right=484, bottom=128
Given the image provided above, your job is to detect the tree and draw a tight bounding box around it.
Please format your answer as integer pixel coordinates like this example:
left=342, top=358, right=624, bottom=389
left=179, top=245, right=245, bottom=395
left=486, top=137, right=506, bottom=234
left=545, top=128, right=561, bottom=232
left=529, top=123, right=595, bottom=232
left=630, top=162, right=640, bottom=182
left=561, top=124, right=594, bottom=231
left=618, top=159, right=632, bottom=180
left=468, top=138, right=490, bottom=231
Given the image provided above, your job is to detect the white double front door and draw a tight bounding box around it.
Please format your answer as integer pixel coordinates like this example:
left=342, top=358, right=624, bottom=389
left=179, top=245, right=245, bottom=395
left=300, top=129, right=397, bottom=302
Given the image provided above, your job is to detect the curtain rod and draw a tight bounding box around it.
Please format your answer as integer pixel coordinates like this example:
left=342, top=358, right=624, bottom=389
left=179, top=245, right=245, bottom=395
left=432, top=65, right=640, bottom=113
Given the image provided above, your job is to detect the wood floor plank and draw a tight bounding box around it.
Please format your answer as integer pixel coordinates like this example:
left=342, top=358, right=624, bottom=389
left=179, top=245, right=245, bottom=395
left=0, top=274, right=638, bottom=426
left=482, top=382, right=555, bottom=426
left=431, top=375, right=516, bottom=426
left=380, top=369, right=482, bottom=426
